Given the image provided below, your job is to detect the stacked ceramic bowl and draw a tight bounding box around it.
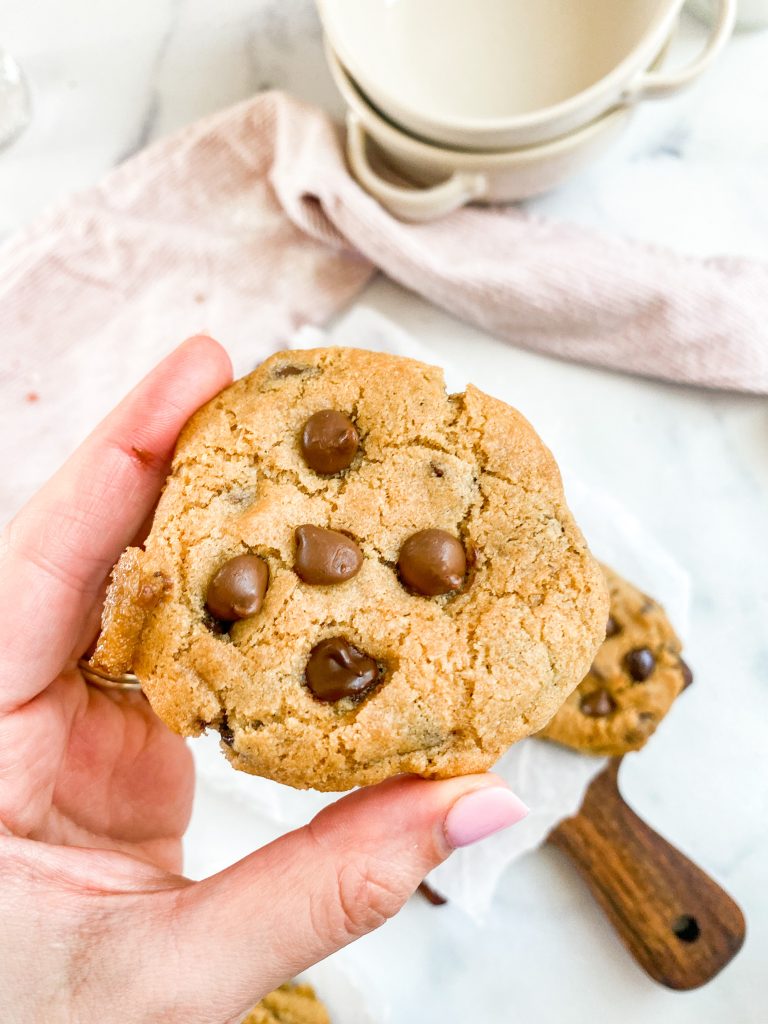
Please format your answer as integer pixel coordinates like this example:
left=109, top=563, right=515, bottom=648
left=318, top=0, right=736, bottom=220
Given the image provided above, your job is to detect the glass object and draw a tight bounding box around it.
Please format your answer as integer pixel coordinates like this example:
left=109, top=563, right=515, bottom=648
left=0, top=48, right=31, bottom=150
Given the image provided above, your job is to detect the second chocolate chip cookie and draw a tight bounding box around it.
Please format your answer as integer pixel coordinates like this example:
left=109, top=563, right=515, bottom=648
left=538, top=564, right=691, bottom=756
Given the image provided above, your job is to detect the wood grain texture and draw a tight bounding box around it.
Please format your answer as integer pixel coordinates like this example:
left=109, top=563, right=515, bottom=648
left=547, top=758, right=746, bottom=990
left=417, top=880, right=448, bottom=906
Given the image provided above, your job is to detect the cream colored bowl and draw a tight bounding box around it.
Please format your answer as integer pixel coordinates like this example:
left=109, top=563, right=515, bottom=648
left=318, top=0, right=735, bottom=149
left=328, top=43, right=647, bottom=222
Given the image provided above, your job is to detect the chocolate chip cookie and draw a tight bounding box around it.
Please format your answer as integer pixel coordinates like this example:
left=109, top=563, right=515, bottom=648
left=243, top=982, right=330, bottom=1024
left=92, top=347, right=608, bottom=791
left=538, top=564, right=692, bottom=756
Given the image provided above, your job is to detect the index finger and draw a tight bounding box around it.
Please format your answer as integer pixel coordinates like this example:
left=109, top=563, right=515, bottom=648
left=0, top=335, right=232, bottom=714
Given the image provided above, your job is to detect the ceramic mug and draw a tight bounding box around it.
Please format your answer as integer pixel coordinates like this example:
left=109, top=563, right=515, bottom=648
left=333, top=47, right=631, bottom=221
left=318, top=0, right=736, bottom=149
left=329, top=42, right=658, bottom=221
left=690, top=0, right=768, bottom=28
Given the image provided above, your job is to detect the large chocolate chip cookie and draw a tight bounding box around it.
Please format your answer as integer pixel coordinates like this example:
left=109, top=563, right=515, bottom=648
left=93, top=348, right=607, bottom=790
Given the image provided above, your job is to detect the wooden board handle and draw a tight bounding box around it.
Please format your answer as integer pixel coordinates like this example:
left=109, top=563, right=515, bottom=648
left=547, top=758, right=745, bottom=989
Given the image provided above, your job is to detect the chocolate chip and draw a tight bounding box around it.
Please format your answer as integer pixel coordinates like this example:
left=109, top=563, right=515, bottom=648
left=624, top=647, right=656, bottom=682
left=579, top=688, right=617, bottom=717
left=205, top=554, right=269, bottom=621
left=305, top=637, right=380, bottom=702
left=300, top=410, right=359, bottom=474
left=274, top=364, right=308, bottom=378
left=225, top=488, right=255, bottom=507
left=218, top=715, right=234, bottom=746
left=679, top=657, right=694, bottom=690
left=398, top=529, right=466, bottom=596
left=294, top=525, right=363, bottom=585
left=605, top=614, right=620, bottom=638
left=430, top=462, right=445, bottom=478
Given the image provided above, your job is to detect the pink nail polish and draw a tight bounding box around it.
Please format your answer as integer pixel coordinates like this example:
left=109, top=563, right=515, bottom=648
left=444, top=787, right=529, bottom=848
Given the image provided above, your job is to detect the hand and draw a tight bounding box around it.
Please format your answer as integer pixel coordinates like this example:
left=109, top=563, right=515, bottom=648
left=0, top=337, right=528, bottom=1024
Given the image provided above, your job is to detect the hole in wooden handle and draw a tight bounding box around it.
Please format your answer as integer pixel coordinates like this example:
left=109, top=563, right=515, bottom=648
left=672, top=914, right=701, bottom=944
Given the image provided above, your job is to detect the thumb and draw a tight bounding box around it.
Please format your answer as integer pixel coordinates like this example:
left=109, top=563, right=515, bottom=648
left=151, top=774, right=527, bottom=1022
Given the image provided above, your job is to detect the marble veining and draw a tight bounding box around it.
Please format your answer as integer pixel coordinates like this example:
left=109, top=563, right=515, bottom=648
left=2, top=2, right=767, bottom=1021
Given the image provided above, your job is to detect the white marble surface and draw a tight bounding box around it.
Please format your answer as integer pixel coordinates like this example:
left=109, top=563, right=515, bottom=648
left=2, top=2, right=767, bottom=1022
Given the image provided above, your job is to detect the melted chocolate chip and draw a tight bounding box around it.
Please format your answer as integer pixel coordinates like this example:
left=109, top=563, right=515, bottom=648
left=398, top=529, right=466, bottom=596
left=205, top=554, right=269, bottom=621
left=305, top=637, right=379, bottom=702
left=430, top=463, right=445, bottom=478
left=624, top=647, right=656, bottom=682
left=225, top=488, right=255, bottom=507
left=679, top=657, right=694, bottom=689
left=274, top=364, right=308, bottom=378
left=294, top=525, right=363, bottom=585
left=300, top=410, right=359, bottom=474
left=218, top=715, right=235, bottom=746
left=579, top=688, right=617, bottom=717
left=605, top=614, right=620, bottom=638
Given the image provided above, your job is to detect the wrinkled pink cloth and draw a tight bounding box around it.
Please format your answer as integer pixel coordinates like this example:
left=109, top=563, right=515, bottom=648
left=2, top=90, right=767, bottom=512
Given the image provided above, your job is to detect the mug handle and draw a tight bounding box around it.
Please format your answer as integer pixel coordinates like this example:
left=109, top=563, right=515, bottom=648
left=622, top=0, right=736, bottom=101
left=345, top=115, right=486, bottom=222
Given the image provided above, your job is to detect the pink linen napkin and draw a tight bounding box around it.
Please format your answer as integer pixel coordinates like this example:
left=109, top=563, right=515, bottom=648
left=1, top=90, right=766, bottom=516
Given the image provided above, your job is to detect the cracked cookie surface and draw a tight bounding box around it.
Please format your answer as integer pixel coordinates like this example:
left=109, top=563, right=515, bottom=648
left=538, top=564, right=690, bottom=756
left=93, top=347, right=607, bottom=791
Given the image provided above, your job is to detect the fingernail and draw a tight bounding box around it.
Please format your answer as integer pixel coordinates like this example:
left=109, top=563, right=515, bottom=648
left=444, top=786, right=529, bottom=848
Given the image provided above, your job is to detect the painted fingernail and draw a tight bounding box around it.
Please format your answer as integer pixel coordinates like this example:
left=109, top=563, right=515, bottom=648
left=444, top=786, right=529, bottom=848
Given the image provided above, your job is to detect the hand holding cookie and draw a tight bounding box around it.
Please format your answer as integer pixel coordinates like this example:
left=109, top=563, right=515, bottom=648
left=0, top=337, right=529, bottom=1022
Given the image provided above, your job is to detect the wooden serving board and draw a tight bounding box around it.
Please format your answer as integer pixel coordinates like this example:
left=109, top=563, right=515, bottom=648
left=546, top=757, right=746, bottom=990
